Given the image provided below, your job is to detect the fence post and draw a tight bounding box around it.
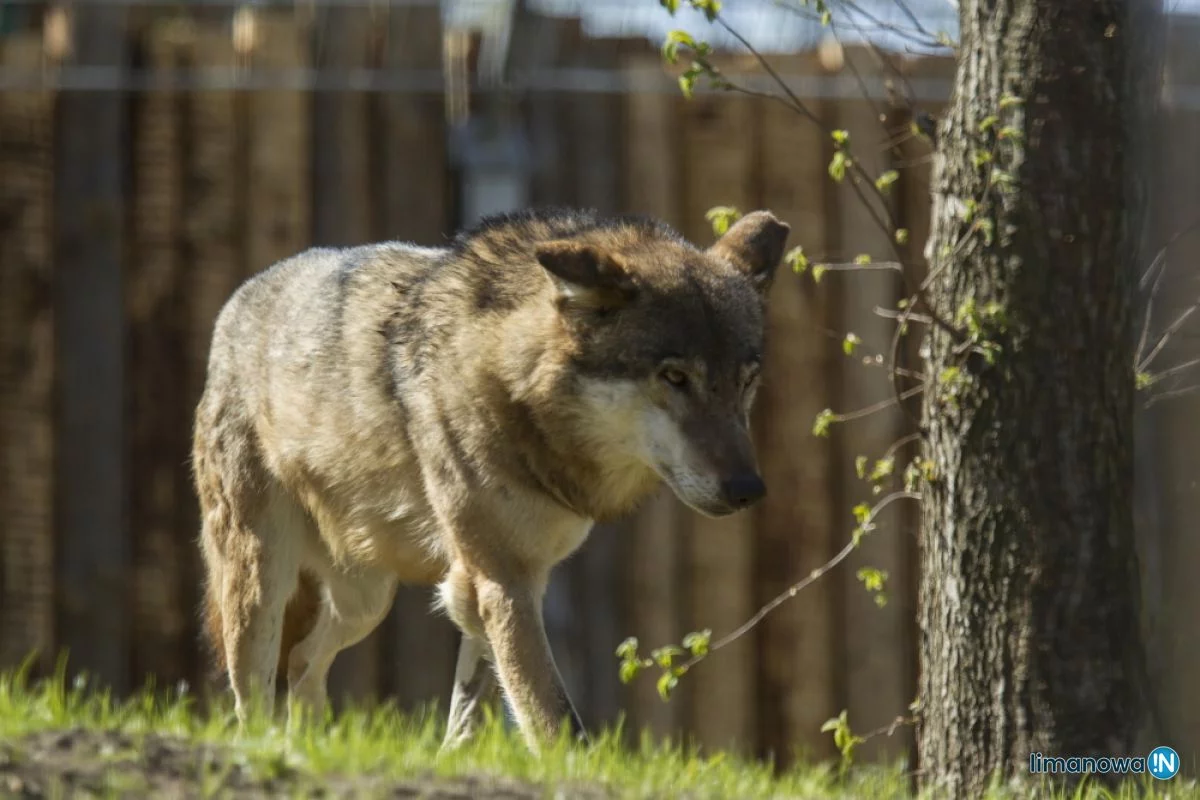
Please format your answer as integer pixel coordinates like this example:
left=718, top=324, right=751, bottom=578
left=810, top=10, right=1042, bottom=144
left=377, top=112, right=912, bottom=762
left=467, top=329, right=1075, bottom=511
left=53, top=6, right=130, bottom=693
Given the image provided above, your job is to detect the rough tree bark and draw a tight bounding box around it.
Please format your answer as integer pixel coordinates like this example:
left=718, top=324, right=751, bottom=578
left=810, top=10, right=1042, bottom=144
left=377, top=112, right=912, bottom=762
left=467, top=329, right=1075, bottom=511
left=918, top=0, right=1161, bottom=795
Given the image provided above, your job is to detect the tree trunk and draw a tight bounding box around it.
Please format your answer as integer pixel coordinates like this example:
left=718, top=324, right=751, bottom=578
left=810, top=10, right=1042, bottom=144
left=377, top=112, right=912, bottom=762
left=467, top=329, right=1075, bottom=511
left=918, top=1, right=1157, bottom=795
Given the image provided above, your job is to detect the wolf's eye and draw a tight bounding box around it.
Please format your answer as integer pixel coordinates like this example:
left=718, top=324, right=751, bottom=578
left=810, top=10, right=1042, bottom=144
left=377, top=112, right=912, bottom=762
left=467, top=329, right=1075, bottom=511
left=660, top=366, right=689, bottom=389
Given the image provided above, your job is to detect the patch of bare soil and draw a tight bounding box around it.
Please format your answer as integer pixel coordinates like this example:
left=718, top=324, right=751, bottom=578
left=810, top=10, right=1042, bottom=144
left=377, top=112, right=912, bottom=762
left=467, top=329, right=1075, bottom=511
left=0, top=729, right=608, bottom=799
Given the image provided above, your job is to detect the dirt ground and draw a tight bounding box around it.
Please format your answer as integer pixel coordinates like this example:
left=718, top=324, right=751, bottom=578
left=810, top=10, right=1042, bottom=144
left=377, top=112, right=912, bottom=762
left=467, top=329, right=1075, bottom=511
left=0, top=729, right=609, bottom=799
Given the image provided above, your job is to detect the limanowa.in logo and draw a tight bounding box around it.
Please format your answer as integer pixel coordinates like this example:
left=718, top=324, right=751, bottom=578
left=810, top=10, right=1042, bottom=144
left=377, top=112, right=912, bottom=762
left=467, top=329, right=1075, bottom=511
left=1028, top=746, right=1180, bottom=780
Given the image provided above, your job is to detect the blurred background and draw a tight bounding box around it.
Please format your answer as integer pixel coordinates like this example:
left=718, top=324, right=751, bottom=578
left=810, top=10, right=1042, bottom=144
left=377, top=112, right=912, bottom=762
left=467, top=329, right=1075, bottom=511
left=1, top=0, right=1199, bottom=770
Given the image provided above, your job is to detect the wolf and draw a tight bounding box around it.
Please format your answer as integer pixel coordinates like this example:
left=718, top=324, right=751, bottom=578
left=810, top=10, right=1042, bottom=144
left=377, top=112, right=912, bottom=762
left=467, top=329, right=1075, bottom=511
left=192, top=206, right=789, bottom=750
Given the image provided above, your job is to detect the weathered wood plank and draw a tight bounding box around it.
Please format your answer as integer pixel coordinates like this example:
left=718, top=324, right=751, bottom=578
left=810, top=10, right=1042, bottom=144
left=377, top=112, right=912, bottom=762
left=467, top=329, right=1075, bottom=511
left=828, top=46, right=912, bottom=764
left=0, top=35, right=56, bottom=674
left=53, top=6, right=130, bottom=692
left=182, top=21, right=245, bottom=694
left=679, top=90, right=759, bottom=755
left=619, top=54, right=686, bottom=742
left=752, top=54, right=839, bottom=764
left=245, top=11, right=310, bottom=276
left=566, top=36, right=625, bottom=732
left=128, top=18, right=193, bottom=688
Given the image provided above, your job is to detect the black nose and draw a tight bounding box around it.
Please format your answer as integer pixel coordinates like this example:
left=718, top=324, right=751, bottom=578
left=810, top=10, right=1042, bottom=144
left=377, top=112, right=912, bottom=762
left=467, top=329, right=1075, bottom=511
left=721, top=473, right=766, bottom=509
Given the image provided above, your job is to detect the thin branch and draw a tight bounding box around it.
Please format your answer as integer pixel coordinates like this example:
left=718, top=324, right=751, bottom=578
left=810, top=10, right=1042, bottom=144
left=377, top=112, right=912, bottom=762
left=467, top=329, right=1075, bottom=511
left=676, top=490, right=920, bottom=670
left=883, top=432, right=923, bottom=462
left=1136, top=215, right=1200, bottom=368
left=1139, top=304, right=1198, bottom=373
left=859, top=713, right=918, bottom=745
left=829, top=0, right=944, bottom=48
left=713, top=17, right=824, bottom=128
left=1142, top=357, right=1200, bottom=387
left=1145, top=382, right=1200, bottom=408
left=874, top=305, right=933, bottom=324
left=818, top=260, right=905, bottom=272
left=1139, top=215, right=1200, bottom=290
left=836, top=384, right=925, bottom=423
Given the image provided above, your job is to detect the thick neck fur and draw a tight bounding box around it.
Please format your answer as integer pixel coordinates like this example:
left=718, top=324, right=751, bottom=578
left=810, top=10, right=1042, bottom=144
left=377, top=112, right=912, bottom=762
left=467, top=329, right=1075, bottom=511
left=368, top=212, right=666, bottom=522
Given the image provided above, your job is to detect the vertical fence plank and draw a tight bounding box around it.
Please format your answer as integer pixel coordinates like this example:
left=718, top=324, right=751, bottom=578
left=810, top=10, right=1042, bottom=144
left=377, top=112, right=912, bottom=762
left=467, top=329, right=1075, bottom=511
left=567, top=37, right=625, bottom=732
left=128, top=19, right=193, bottom=689
left=246, top=11, right=310, bottom=276
left=752, top=55, right=839, bottom=764
left=679, top=90, right=759, bottom=755
left=311, top=4, right=383, bottom=708
left=1144, top=16, right=1200, bottom=755
left=376, top=4, right=459, bottom=714
left=0, top=35, right=56, bottom=674
left=620, top=57, right=688, bottom=743
left=53, top=6, right=130, bottom=693
left=828, top=46, right=913, bottom=765
left=183, top=21, right=245, bottom=694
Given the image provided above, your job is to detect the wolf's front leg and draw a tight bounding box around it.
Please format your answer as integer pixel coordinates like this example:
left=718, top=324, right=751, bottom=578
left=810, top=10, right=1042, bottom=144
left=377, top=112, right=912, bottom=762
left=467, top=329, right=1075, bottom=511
left=473, top=575, right=587, bottom=750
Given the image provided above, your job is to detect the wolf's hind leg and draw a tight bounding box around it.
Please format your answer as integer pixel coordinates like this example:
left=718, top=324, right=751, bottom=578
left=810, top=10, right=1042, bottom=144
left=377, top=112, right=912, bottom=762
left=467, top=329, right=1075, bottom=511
left=441, top=633, right=498, bottom=750
left=220, top=487, right=304, bottom=726
left=286, top=566, right=397, bottom=727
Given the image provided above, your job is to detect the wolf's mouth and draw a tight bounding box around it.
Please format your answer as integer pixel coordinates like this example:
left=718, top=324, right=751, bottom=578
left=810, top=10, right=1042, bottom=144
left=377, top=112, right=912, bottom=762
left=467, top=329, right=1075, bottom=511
left=657, top=468, right=740, bottom=518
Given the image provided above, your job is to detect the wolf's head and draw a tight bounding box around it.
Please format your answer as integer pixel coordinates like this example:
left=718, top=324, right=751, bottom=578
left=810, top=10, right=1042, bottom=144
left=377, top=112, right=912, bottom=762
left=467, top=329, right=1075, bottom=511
left=536, top=211, right=790, bottom=518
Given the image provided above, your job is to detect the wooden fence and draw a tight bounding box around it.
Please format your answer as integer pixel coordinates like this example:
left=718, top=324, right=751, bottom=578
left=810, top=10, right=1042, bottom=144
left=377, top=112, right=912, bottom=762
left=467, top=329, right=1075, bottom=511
left=2, top=5, right=1199, bottom=768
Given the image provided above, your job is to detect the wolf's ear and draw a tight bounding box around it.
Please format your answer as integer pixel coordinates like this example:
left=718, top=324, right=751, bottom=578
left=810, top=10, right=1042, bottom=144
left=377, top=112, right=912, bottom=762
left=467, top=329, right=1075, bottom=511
left=536, top=240, right=637, bottom=312
left=708, top=211, right=791, bottom=298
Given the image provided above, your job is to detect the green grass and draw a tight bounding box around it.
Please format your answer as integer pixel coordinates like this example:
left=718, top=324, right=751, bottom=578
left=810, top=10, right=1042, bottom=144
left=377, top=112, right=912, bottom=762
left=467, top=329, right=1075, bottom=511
left=0, top=662, right=1196, bottom=799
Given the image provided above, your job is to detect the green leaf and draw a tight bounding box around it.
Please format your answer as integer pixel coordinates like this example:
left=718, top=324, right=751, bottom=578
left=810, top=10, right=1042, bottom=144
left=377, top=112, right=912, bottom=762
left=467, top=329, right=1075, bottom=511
left=869, top=456, right=894, bottom=483
left=830, top=129, right=850, bottom=147
left=828, top=151, right=847, bottom=183
left=894, top=228, right=909, bottom=245
left=997, top=126, right=1023, bottom=141
left=652, top=645, right=686, bottom=669
left=821, top=9, right=831, bottom=25
left=657, top=671, right=679, bottom=702
left=615, top=637, right=639, bottom=660
left=874, top=170, right=899, bottom=193
left=661, top=29, right=695, bottom=64
left=678, top=73, right=695, bottom=100
left=786, top=246, right=809, bottom=274
left=998, top=94, right=1024, bottom=109
left=990, top=169, right=1016, bottom=187
left=1136, top=371, right=1154, bottom=390
left=811, top=264, right=828, bottom=284
left=978, top=115, right=999, bottom=133
left=619, top=660, right=641, bottom=684
left=813, top=408, right=836, bottom=437
left=854, top=455, right=868, bottom=480
left=820, top=711, right=846, bottom=734
left=705, top=205, right=742, bottom=236
left=856, top=566, right=888, bottom=593
left=843, top=333, right=861, bottom=355
left=973, top=218, right=995, bottom=246
left=682, top=629, right=712, bottom=658
left=660, top=0, right=681, bottom=15
left=691, top=0, right=722, bottom=22
left=852, top=502, right=871, bottom=525
left=853, top=253, right=871, bottom=265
